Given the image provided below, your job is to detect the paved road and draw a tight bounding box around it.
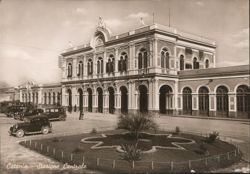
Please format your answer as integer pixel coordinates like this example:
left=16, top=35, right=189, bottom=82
left=0, top=112, right=249, bottom=173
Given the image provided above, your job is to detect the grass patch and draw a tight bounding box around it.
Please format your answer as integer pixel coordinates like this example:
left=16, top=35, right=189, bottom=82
left=19, top=129, right=241, bottom=173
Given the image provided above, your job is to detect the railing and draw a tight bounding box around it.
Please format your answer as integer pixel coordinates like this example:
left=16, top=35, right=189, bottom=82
left=20, top=133, right=241, bottom=173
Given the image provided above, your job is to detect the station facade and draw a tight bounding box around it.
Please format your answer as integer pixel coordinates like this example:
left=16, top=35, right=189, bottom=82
left=16, top=21, right=249, bottom=119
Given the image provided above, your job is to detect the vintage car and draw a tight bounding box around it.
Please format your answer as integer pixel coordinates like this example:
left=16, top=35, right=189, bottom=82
left=17, top=108, right=44, bottom=120
left=9, top=116, right=52, bottom=138
left=41, top=107, right=67, bottom=121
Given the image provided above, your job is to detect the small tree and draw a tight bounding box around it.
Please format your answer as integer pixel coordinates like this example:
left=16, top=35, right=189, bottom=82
left=117, top=113, right=158, bottom=141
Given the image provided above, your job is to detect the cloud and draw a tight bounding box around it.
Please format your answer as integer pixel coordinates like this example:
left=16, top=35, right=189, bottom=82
left=75, top=8, right=87, bottom=15
left=0, top=47, right=33, bottom=61
left=195, top=1, right=205, bottom=6
left=232, top=28, right=249, bottom=49
left=128, top=12, right=149, bottom=19
left=105, top=19, right=123, bottom=28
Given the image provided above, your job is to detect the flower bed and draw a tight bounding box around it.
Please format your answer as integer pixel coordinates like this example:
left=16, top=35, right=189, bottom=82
left=19, top=129, right=242, bottom=173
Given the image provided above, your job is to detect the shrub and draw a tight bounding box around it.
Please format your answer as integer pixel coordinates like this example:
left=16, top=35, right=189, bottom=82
left=90, top=128, right=97, bottom=134
left=194, top=143, right=209, bottom=155
left=121, top=144, right=141, bottom=162
left=117, top=113, right=158, bottom=141
left=72, top=146, right=85, bottom=154
left=175, top=126, right=181, bottom=134
left=52, top=137, right=63, bottom=142
left=205, top=131, right=219, bottom=144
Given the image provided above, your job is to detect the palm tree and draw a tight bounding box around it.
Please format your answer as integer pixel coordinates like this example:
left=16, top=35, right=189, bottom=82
left=117, top=113, right=158, bottom=141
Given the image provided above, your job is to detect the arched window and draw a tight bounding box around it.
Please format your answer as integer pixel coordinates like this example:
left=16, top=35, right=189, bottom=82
left=160, top=48, right=169, bottom=69
left=216, top=86, right=229, bottom=116
left=205, top=59, right=209, bottom=68
left=77, top=61, right=83, bottom=77
left=138, top=48, right=147, bottom=69
left=237, top=85, right=250, bottom=114
left=106, top=55, right=115, bottom=74
left=180, top=55, right=184, bottom=70
left=87, top=59, right=93, bottom=75
left=193, top=57, right=199, bottom=69
left=118, top=52, right=128, bottom=72
left=67, top=63, right=72, bottom=77
left=97, top=57, right=103, bottom=75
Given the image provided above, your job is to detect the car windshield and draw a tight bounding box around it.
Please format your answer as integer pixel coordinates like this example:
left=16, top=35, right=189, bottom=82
left=23, top=118, right=30, bottom=123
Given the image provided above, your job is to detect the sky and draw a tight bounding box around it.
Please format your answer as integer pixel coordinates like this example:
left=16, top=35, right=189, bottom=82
left=0, top=0, right=249, bottom=87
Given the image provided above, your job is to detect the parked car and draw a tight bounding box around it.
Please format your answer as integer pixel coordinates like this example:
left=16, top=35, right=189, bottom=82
left=9, top=115, right=52, bottom=138
left=16, top=108, right=44, bottom=120
left=41, top=107, right=67, bottom=121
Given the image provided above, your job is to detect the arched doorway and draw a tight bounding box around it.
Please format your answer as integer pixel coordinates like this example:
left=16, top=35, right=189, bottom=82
left=139, top=85, right=148, bottom=113
left=78, top=89, right=83, bottom=111
left=36, top=92, right=38, bottom=104
left=216, top=86, right=229, bottom=117
left=87, top=88, right=92, bottom=112
left=57, top=92, right=61, bottom=106
left=108, top=87, right=115, bottom=114
left=67, top=89, right=72, bottom=111
left=159, top=85, right=173, bottom=114
left=97, top=87, right=103, bottom=113
left=48, top=93, right=51, bottom=105
left=44, top=93, right=47, bottom=105
left=198, top=87, right=209, bottom=116
left=183, top=87, right=192, bottom=115
left=120, top=86, right=128, bottom=114
left=52, top=92, right=56, bottom=105
left=237, top=85, right=250, bottom=118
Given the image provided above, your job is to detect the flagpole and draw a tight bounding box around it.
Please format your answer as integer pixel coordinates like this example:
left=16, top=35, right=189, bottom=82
left=169, top=8, right=171, bottom=27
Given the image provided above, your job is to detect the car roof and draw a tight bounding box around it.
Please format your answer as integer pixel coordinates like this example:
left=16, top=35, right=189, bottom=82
left=27, top=115, right=49, bottom=120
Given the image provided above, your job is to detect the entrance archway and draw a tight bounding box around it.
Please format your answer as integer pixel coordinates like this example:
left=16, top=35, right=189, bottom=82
left=216, top=86, right=228, bottom=117
left=78, top=89, right=83, bottom=111
left=237, top=85, right=250, bottom=118
left=97, top=87, right=103, bottom=113
left=198, top=87, right=209, bottom=116
left=120, top=86, right=128, bottom=114
left=108, top=87, right=115, bottom=114
left=139, top=85, right=148, bottom=113
left=67, top=89, right=72, bottom=109
left=159, top=85, right=173, bottom=114
left=183, top=87, right=192, bottom=115
left=87, top=88, right=92, bottom=112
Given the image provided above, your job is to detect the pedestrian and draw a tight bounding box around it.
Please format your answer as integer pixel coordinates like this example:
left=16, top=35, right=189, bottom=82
left=79, top=109, right=84, bottom=120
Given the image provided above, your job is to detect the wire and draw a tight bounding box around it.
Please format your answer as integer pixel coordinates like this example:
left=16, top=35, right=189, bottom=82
left=0, top=42, right=61, bottom=53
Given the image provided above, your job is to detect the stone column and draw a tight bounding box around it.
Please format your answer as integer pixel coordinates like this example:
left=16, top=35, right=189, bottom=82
left=192, top=93, right=198, bottom=115
left=228, top=92, right=237, bottom=117
left=104, top=90, right=109, bottom=113
left=38, top=88, right=43, bottom=104
left=209, top=93, right=216, bottom=117
left=115, top=47, right=119, bottom=75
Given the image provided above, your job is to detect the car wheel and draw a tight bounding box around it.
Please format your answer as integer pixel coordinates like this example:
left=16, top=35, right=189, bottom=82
left=16, top=129, right=24, bottom=138
left=41, top=126, right=49, bottom=134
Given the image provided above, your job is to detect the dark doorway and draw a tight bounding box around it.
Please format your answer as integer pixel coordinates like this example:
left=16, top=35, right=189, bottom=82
left=78, top=89, right=83, bottom=111
left=139, top=85, right=148, bottom=113
left=198, top=87, right=209, bottom=116
left=97, top=87, right=103, bottom=113
left=120, top=86, right=128, bottom=114
left=237, top=85, right=250, bottom=118
left=108, top=87, right=115, bottom=114
left=159, top=85, right=173, bottom=114
left=216, top=86, right=229, bottom=117
left=183, top=87, right=192, bottom=115
left=87, top=88, right=92, bottom=112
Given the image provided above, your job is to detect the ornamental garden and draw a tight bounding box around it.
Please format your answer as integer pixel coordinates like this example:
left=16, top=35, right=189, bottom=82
left=20, top=114, right=241, bottom=173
